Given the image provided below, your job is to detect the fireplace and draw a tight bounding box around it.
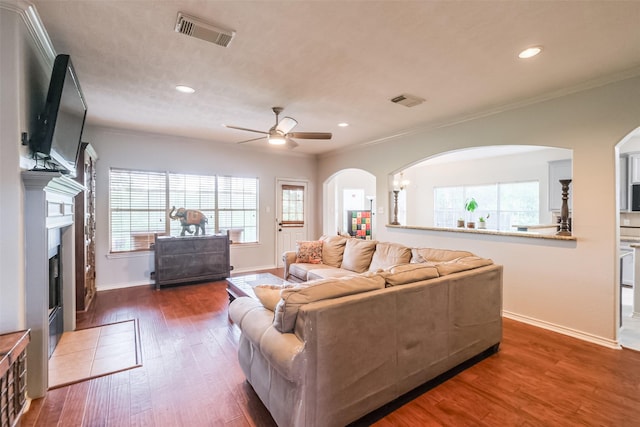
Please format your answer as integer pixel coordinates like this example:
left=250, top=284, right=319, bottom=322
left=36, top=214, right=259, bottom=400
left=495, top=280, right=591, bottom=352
left=23, top=171, right=83, bottom=398
left=48, top=245, right=63, bottom=357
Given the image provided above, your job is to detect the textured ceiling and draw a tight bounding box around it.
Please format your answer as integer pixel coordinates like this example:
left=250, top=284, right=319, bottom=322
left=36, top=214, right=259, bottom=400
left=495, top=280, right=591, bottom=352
left=30, top=0, right=640, bottom=156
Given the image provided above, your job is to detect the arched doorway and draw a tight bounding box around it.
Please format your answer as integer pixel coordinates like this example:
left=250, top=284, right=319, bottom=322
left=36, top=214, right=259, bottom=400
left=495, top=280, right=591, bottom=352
left=616, top=127, right=640, bottom=350
left=323, top=169, right=376, bottom=238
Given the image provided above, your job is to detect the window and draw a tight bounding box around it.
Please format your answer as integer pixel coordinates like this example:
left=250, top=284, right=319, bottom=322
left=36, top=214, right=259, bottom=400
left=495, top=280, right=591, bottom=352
left=109, top=169, right=258, bottom=252
left=434, top=181, right=539, bottom=231
left=281, top=185, right=305, bottom=226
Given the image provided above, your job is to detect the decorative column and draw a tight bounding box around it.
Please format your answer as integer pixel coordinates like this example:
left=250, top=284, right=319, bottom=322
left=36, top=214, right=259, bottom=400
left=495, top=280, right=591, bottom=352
left=556, top=179, right=572, bottom=236
left=390, top=190, right=400, bottom=225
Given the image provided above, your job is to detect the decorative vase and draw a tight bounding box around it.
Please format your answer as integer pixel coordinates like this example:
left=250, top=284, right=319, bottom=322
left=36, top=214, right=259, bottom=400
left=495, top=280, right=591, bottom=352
left=457, top=219, right=465, bottom=228
left=478, top=221, right=486, bottom=229
left=467, top=221, right=475, bottom=229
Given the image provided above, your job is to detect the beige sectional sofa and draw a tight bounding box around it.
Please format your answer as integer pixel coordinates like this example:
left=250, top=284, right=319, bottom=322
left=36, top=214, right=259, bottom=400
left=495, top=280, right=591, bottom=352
left=229, top=236, right=503, bottom=427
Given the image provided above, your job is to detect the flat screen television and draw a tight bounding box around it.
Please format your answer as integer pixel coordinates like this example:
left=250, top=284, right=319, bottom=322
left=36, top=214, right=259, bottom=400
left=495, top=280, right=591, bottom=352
left=29, top=54, right=87, bottom=176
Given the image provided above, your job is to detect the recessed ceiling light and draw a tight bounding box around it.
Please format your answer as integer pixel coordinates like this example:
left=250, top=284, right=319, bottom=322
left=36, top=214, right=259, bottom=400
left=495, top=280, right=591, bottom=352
left=338, top=122, right=349, bottom=127
left=175, top=85, right=195, bottom=94
left=518, top=46, right=543, bottom=59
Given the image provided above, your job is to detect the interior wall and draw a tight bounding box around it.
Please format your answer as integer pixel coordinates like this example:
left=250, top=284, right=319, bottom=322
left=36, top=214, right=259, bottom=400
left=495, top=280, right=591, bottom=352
left=83, top=125, right=318, bottom=290
left=317, top=75, right=640, bottom=346
left=403, top=147, right=572, bottom=227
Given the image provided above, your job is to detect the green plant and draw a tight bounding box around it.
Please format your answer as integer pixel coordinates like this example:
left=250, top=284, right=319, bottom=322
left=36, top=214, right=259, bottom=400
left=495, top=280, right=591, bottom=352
left=465, top=198, right=478, bottom=213
left=478, top=213, right=490, bottom=222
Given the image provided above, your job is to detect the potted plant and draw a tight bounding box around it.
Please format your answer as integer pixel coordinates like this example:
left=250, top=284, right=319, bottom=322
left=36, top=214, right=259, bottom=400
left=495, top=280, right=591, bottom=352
left=465, top=198, right=478, bottom=228
left=457, top=217, right=465, bottom=228
left=478, top=213, right=490, bottom=229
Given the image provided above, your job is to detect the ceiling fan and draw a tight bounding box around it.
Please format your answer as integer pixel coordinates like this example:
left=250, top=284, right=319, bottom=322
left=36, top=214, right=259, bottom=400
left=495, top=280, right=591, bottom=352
left=225, top=107, right=332, bottom=149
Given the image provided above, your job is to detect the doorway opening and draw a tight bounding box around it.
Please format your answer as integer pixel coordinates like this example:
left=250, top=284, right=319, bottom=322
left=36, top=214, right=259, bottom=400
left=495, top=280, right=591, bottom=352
left=323, top=169, right=376, bottom=238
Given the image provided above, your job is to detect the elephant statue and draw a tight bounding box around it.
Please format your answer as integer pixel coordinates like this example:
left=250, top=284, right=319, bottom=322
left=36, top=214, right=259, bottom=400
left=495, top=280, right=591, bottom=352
left=168, top=206, right=208, bottom=236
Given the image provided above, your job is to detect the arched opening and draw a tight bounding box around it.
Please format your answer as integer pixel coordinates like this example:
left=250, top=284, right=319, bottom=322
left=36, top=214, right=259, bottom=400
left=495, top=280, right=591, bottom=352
left=390, top=146, right=573, bottom=233
left=323, top=169, right=376, bottom=238
left=616, top=127, right=640, bottom=350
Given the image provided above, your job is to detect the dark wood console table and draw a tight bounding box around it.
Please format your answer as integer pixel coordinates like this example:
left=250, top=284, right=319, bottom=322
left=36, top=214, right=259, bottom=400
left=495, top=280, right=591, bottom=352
left=152, top=233, right=231, bottom=289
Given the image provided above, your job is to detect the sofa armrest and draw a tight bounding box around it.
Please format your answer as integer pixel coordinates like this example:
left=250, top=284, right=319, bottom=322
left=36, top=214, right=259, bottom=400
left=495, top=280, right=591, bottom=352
left=283, top=251, right=297, bottom=279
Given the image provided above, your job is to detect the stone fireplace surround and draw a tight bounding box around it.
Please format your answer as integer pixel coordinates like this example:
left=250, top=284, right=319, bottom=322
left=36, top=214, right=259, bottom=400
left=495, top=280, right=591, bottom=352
left=22, top=171, right=83, bottom=398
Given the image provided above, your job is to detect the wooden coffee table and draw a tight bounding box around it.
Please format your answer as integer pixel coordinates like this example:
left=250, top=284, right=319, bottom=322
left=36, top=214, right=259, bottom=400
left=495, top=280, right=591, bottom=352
left=226, top=272, right=290, bottom=302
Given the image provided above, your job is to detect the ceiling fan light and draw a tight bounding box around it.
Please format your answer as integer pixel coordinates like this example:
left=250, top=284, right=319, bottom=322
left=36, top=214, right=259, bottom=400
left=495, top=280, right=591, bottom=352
left=268, top=134, right=286, bottom=145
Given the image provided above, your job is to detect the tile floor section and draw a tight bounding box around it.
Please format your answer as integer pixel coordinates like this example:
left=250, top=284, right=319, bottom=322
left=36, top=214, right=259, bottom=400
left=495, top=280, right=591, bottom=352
left=621, top=286, right=640, bottom=351
left=48, top=319, right=141, bottom=389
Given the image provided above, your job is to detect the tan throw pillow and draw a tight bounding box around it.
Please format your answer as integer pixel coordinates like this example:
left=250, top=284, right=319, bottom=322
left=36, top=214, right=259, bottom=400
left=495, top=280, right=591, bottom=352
left=295, top=240, right=323, bottom=264
left=341, top=238, right=377, bottom=273
left=273, top=274, right=385, bottom=333
left=411, top=247, right=474, bottom=263
left=320, top=235, right=347, bottom=268
left=382, top=263, right=440, bottom=286
left=369, top=242, right=412, bottom=271
left=253, top=284, right=293, bottom=311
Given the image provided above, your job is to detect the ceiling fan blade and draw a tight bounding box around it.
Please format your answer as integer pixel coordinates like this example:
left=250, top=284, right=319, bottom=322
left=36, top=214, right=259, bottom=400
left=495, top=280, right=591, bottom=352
left=236, top=136, right=266, bottom=144
left=225, top=125, right=269, bottom=135
left=285, top=137, right=299, bottom=149
left=277, top=117, right=298, bottom=134
left=287, top=132, right=332, bottom=140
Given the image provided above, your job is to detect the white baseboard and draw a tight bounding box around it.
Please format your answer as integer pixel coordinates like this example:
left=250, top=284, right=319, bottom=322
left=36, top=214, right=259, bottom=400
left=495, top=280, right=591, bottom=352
left=503, top=310, right=621, bottom=350
left=96, top=264, right=279, bottom=292
left=97, top=280, right=152, bottom=292
left=231, top=264, right=277, bottom=274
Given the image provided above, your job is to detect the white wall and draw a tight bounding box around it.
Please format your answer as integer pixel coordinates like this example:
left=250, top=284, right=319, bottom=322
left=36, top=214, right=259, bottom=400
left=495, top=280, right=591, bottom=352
left=0, top=3, right=50, bottom=333
left=403, top=147, right=572, bottom=226
left=84, top=126, right=318, bottom=290
left=317, top=75, right=640, bottom=347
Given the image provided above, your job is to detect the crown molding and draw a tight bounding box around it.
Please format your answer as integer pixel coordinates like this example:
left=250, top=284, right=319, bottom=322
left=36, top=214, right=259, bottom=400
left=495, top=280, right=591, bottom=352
left=0, top=0, right=56, bottom=67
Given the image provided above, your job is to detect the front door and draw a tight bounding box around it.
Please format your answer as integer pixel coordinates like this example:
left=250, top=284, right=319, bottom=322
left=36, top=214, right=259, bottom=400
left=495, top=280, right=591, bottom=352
left=276, top=179, right=309, bottom=267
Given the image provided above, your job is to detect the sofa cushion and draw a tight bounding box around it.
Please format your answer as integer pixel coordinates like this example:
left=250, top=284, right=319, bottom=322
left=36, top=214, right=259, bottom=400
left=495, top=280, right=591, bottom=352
left=295, top=240, right=323, bottom=264
left=273, top=274, right=385, bottom=333
left=433, top=256, right=494, bottom=276
left=381, top=263, right=440, bottom=286
left=289, top=263, right=336, bottom=281
left=307, top=268, right=358, bottom=281
left=411, top=247, right=474, bottom=263
left=253, top=284, right=294, bottom=311
left=369, top=242, right=412, bottom=271
left=320, top=235, right=348, bottom=268
left=341, top=238, right=378, bottom=273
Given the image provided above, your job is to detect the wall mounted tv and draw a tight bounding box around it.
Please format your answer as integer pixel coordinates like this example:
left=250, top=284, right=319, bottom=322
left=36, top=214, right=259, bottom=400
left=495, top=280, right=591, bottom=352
left=29, top=54, right=87, bottom=176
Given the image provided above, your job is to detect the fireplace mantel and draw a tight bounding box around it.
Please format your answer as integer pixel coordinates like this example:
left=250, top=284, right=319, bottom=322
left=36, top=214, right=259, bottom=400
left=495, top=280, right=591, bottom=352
left=22, top=170, right=84, bottom=398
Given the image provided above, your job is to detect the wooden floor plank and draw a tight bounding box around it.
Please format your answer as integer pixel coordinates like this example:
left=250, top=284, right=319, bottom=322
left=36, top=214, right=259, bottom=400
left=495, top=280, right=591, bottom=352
left=23, top=268, right=640, bottom=426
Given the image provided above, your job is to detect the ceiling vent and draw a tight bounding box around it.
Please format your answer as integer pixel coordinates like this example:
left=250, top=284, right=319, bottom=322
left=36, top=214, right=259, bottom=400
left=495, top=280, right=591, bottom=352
left=390, top=93, right=425, bottom=108
left=175, top=12, right=235, bottom=48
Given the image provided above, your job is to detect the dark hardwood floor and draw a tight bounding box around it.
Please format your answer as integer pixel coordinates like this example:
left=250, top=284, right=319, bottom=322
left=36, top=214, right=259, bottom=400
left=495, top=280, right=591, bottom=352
left=23, top=268, right=640, bottom=426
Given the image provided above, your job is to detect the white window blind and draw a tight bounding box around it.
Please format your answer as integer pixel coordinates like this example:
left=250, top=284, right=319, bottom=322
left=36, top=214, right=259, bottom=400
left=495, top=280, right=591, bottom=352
left=217, top=176, right=258, bottom=243
left=110, top=169, right=166, bottom=252
left=109, top=169, right=259, bottom=253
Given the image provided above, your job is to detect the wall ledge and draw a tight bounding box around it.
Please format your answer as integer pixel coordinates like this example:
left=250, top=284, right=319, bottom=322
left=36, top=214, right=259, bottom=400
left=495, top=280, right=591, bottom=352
left=386, top=224, right=577, bottom=241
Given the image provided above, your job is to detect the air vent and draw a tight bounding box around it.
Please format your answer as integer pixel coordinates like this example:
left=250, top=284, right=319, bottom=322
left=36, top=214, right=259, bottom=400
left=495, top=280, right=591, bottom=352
left=175, top=13, right=235, bottom=48
left=390, top=93, right=425, bottom=107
